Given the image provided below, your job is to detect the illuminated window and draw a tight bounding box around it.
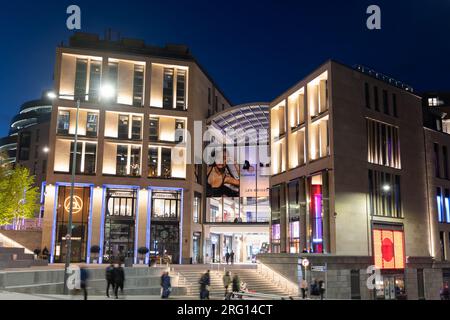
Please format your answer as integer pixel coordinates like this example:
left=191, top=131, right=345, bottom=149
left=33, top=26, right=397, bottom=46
left=271, top=224, right=281, bottom=253
left=118, top=115, right=129, bottom=140
left=149, top=117, right=159, bottom=142
left=368, top=169, right=402, bottom=218
left=428, top=97, right=439, bottom=106
left=74, top=59, right=88, bottom=101
left=57, top=110, right=70, bottom=135
left=74, top=58, right=102, bottom=102
left=437, top=187, right=450, bottom=223
left=309, top=174, right=324, bottom=253
left=106, top=62, right=118, bottom=102
left=367, top=119, right=401, bottom=169
left=176, top=70, right=186, bottom=110
left=86, top=113, right=98, bottom=137
left=193, top=194, right=201, bottom=223
left=308, top=74, right=328, bottom=118
left=69, top=141, right=97, bottom=174
left=131, top=116, right=142, bottom=140
left=309, top=117, right=329, bottom=161
left=148, top=147, right=158, bottom=178
left=373, top=229, right=405, bottom=269
left=163, top=68, right=174, bottom=109
left=132, top=65, right=144, bottom=107
left=288, top=89, right=305, bottom=129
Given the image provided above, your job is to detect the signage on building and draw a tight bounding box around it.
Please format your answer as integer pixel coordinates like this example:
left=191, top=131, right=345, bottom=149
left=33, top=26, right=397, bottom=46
left=64, top=195, right=83, bottom=214
left=240, top=146, right=269, bottom=198
left=373, top=229, right=405, bottom=269
left=311, top=265, right=327, bottom=272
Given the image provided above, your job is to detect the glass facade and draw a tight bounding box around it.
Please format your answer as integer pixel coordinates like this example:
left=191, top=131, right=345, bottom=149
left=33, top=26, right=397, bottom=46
left=54, top=186, right=91, bottom=263
left=150, top=190, right=181, bottom=264
left=103, top=188, right=137, bottom=263
left=270, top=171, right=329, bottom=254
left=368, top=169, right=402, bottom=218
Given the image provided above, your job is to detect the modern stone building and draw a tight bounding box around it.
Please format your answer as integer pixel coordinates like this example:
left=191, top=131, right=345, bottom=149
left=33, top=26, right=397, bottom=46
left=41, top=32, right=232, bottom=264
left=263, top=60, right=445, bottom=300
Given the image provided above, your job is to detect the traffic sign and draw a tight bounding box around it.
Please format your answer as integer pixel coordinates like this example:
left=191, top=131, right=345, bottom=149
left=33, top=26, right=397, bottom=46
left=301, top=258, right=310, bottom=267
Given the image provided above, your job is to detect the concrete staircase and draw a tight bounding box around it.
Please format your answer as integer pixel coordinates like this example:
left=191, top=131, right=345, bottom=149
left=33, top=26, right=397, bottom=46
left=0, top=247, right=47, bottom=269
left=0, top=266, right=187, bottom=296
left=175, top=265, right=291, bottom=298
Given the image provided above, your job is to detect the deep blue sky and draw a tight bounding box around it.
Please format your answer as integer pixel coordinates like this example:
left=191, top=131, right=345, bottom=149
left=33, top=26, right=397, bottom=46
left=1, top=0, right=449, bottom=136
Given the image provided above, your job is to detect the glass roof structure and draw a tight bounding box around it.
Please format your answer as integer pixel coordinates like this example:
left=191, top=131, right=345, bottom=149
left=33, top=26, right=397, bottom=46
left=208, top=103, right=269, bottom=143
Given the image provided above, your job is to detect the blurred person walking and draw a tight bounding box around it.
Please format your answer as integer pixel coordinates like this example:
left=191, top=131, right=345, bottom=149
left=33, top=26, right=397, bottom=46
left=199, top=270, right=211, bottom=300
left=113, top=263, right=125, bottom=299
left=105, top=263, right=115, bottom=298
left=223, top=271, right=232, bottom=298
left=161, top=271, right=172, bottom=299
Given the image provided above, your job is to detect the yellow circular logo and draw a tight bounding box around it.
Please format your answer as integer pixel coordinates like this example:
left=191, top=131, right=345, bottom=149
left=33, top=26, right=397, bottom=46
left=64, top=196, right=83, bottom=214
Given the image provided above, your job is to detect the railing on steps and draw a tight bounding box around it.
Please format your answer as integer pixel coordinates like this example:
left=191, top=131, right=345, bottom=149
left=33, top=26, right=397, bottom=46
left=230, top=291, right=295, bottom=300
left=256, top=261, right=299, bottom=296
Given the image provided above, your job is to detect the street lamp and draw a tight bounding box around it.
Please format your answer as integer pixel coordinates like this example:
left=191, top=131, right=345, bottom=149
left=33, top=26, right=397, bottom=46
left=47, top=85, right=114, bottom=294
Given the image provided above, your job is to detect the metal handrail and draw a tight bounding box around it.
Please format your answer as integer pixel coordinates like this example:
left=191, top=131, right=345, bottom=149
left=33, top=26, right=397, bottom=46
left=256, top=261, right=298, bottom=296
left=230, top=291, right=294, bottom=300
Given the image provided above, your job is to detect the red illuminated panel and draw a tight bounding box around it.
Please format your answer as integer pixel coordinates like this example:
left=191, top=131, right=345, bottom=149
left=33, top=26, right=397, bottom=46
left=373, top=230, right=383, bottom=268
left=373, top=229, right=405, bottom=270
left=393, top=231, right=405, bottom=269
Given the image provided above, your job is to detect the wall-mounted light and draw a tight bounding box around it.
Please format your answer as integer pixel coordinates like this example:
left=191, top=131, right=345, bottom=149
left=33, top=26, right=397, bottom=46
left=382, top=184, right=391, bottom=192
left=43, top=147, right=50, bottom=153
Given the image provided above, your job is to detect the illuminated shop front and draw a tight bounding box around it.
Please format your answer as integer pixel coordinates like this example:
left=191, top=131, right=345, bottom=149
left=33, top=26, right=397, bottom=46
left=52, top=184, right=93, bottom=263
left=270, top=171, right=330, bottom=254
left=204, top=229, right=269, bottom=263
left=372, top=226, right=407, bottom=300
left=102, top=187, right=138, bottom=263
left=150, top=188, right=182, bottom=264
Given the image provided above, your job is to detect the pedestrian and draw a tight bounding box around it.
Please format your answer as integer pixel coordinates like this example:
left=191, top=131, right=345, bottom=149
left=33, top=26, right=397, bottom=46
left=310, top=279, right=319, bottom=299
left=161, top=271, right=172, bottom=299
left=300, top=278, right=308, bottom=299
left=440, top=282, right=450, bottom=300
left=223, top=271, right=232, bottom=298
left=232, top=274, right=241, bottom=299
left=319, top=279, right=326, bottom=300
left=105, top=263, right=115, bottom=298
left=225, top=252, right=230, bottom=265
left=42, top=247, right=49, bottom=261
left=230, top=251, right=235, bottom=265
left=199, top=270, right=211, bottom=300
left=113, top=263, right=125, bottom=299
left=79, top=266, right=89, bottom=300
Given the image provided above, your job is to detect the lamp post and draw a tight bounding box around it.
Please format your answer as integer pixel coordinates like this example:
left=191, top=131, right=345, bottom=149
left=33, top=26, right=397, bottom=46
left=48, top=85, right=114, bottom=294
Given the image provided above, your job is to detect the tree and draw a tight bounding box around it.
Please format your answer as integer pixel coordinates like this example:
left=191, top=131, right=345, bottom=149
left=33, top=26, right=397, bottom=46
left=0, top=152, right=40, bottom=226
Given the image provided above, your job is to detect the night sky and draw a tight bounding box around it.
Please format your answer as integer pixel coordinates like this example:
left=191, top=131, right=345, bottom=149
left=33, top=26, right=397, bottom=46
left=1, top=0, right=449, bottom=137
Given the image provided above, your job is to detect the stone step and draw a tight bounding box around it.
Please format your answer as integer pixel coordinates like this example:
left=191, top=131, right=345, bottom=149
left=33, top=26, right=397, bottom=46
left=90, top=286, right=187, bottom=296
left=0, top=247, right=25, bottom=255
left=0, top=259, right=48, bottom=269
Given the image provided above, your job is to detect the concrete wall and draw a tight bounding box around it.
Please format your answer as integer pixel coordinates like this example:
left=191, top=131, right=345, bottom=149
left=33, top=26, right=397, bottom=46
left=257, top=253, right=444, bottom=300
left=0, top=230, right=42, bottom=252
